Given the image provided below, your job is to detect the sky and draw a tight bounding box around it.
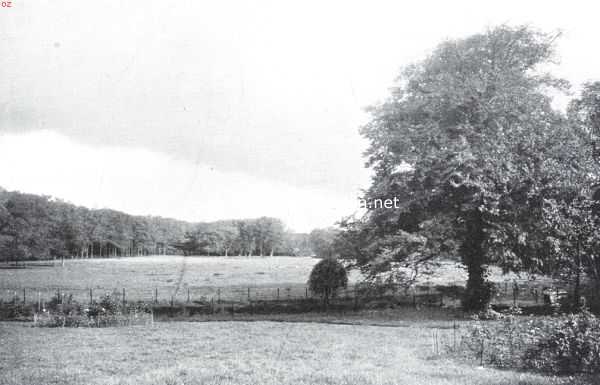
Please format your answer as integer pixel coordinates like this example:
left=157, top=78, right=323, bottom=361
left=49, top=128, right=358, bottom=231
left=1, top=0, right=600, bottom=232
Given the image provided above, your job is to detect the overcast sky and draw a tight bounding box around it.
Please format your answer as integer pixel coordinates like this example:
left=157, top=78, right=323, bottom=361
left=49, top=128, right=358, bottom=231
left=1, top=0, right=599, bottom=232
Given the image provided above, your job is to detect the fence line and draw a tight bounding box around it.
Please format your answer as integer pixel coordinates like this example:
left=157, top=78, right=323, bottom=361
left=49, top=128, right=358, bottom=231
left=0, top=280, right=572, bottom=309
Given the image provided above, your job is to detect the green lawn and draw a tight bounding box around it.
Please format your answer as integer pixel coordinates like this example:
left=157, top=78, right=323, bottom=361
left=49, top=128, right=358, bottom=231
left=0, top=319, right=585, bottom=385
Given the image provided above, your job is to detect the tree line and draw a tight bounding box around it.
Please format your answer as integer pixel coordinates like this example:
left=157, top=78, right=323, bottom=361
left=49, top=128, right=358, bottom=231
left=0, top=188, right=311, bottom=261
left=175, top=217, right=311, bottom=256
left=316, top=25, right=600, bottom=312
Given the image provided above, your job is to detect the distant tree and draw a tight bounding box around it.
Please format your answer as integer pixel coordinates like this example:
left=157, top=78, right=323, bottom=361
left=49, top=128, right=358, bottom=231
left=0, top=193, right=54, bottom=261
left=308, top=257, right=348, bottom=306
left=0, top=187, right=294, bottom=260
left=308, top=228, right=340, bottom=258
left=131, top=219, right=151, bottom=255
left=176, top=231, right=200, bottom=256
left=264, top=218, right=286, bottom=256
left=218, top=222, right=239, bottom=256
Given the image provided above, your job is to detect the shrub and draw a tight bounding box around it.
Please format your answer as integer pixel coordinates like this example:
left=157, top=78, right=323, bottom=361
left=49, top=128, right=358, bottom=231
left=34, top=292, right=152, bottom=327
left=524, top=310, right=600, bottom=374
left=455, top=310, right=600, bottom=375
left=308, top=257, right=348, bottom=305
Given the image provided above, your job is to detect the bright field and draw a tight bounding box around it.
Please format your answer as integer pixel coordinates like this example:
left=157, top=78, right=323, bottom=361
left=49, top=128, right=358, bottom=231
left=0, top=320, right=582, bottom=385
left=0, top=256, right=543, bottom=304
left=0, top=256, right=326, bottom=303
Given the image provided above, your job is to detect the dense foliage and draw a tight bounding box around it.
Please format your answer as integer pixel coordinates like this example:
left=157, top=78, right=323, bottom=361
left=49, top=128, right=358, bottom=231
left=458, top=310, right=600, bottom=375
left=0, top=188, right=311, bottom=261
left=177, top=217, right=299, bottom=256
left=308, top=227, right=340, bottom=258
left=33, top=292, right=153, bottom=327
left=308, top=258, right=348, bottom=305
left=338, top=25, right=599, bottom=311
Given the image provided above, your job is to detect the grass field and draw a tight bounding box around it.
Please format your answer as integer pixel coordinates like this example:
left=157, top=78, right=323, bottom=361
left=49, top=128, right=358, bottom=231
left=0, top=256, right=327, bottom=303
left=0, top=256, right=323, bottom=289
left=0, top=317, right=585, bottom=385
left=0, top=256, right=551, bottom=305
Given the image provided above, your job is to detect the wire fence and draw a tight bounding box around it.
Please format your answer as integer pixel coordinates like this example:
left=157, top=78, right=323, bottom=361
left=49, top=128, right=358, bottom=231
left=0, top=280, right=573, bottom=310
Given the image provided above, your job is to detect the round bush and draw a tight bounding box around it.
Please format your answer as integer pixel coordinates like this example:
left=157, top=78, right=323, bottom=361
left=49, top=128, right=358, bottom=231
left=308, top=257, right=348, bottom=304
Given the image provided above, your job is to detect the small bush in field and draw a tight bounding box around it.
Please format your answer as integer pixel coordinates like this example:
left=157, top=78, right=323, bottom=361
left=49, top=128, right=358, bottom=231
left=308, top=257, right=348, bottom=305
left=35, top=292, right=152, bottom=328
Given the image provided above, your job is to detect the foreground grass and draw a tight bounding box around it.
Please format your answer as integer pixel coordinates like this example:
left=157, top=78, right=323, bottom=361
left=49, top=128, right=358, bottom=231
left=0, top=319, right=587, bottom=385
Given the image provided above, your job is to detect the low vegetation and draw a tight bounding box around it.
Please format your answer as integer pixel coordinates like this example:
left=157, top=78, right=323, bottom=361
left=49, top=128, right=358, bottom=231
left=454, top=308, right=600, bottom=375
left=1, top=319, right=592, bottom=385
left=32, top=293, right=153, bottom=328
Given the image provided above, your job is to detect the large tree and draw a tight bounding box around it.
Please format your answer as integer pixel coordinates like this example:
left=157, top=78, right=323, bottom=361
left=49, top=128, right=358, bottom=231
left=539, top=81, right=600, bottom=309
left=354, top=25, right=592, bottom=311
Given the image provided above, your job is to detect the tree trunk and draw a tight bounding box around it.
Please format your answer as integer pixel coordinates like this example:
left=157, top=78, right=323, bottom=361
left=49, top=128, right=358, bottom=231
left=461, top=209, right=492, bottom=312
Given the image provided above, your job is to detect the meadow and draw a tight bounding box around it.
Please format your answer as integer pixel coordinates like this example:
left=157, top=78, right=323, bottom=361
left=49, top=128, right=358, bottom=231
left=0, top=257, right=580, bottom=385
left=0, top=256, right=326, bottom=303
left=0, top=256, right=548, bottom=305
left=0, top=317, right=587, bottom=385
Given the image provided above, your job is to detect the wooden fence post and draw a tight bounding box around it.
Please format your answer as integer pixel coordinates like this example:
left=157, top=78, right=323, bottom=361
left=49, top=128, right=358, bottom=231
left=122, top=288, right=126, bottom=306
left=277, top=288, right=280, bottom=301
left=217, top=288, right=221, bottom=304
left=89, top=288, right=93, bottom=304
left=453, top=321, right=457, bottom=351
left=480, top=338, right=485, bottom=366
left=187, top=288, right=190, bottom=303
left=155, top=288, right=158, bottom=304
left=23, top=288, right=26, bottom=304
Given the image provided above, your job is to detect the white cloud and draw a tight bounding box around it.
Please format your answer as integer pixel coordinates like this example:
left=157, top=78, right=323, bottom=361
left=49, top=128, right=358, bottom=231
left=0, top=130, right=362, bottom=232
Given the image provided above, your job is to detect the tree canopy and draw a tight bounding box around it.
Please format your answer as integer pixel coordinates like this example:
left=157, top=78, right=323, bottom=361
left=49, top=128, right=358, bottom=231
left=344, top=25, right=598, bottom=311
left=0, top=188, right=311, bottom=261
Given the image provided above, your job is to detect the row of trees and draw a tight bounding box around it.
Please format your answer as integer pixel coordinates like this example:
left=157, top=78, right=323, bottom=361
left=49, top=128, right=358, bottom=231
left=325, top=25, right=600, bottom=312
left=0, top=188, right=311, bottom=261
left=0, top=188, right=193, bottom=261
left=176, top=217, right=311, bottom=256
